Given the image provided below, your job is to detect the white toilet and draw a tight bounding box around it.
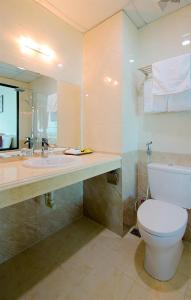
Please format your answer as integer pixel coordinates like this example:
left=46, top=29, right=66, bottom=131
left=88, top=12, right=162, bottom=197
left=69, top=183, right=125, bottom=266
left=137, top=163, right=190, bottom=281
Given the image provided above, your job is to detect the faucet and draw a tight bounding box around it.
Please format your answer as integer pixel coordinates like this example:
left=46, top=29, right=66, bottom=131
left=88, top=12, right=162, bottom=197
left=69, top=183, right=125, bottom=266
left=24, top=136, right=34, bottom=152
left=41, top=138, right=49, bottom=156
left=146, top=141, right=152, bottom=157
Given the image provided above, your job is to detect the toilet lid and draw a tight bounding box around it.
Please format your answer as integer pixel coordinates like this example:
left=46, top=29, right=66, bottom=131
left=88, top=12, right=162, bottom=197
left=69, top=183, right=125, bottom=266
left=138, top=200, right=188, bottom=237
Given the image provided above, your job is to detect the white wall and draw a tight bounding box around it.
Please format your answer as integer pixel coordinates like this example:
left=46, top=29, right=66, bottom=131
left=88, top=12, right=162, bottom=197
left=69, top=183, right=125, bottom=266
left=83, top=11, right=139, bottom=154
left=0, top=0, right=83, bottom=85
left=138, top=5, right=191, bottom=154
left=83, top=12, right=123, bottom=153
left=122, top=13, right=139, bottom=152
left=57, top=81, right=81, bottom=147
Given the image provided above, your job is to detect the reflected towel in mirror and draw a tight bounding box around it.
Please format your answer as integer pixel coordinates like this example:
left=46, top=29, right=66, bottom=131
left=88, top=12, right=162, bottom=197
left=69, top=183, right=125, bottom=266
left=47, top=93, right=57, bottom=112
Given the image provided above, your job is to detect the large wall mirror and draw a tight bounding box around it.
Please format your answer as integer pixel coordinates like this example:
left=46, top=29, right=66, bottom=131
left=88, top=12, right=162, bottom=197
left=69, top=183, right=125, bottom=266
left=0, top=61, right=81, bottom=151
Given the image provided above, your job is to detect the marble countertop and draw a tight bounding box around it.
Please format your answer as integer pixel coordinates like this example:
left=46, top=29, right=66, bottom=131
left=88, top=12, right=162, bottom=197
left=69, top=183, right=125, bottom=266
left=0, top=152, right=121, bottom=192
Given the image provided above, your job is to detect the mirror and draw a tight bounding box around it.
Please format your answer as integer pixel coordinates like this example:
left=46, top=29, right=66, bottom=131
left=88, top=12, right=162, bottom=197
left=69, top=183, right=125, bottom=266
left=0, top=61, right=81, bottom=151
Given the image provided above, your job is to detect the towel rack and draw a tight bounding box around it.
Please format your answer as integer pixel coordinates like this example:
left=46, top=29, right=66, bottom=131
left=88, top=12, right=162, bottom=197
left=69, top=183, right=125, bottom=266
left=138, top=65, right=152, bottom=76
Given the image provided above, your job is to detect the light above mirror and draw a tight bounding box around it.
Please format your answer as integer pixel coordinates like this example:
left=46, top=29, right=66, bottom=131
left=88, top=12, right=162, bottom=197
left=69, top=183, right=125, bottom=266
left=17, top=36, right=55, bottom=61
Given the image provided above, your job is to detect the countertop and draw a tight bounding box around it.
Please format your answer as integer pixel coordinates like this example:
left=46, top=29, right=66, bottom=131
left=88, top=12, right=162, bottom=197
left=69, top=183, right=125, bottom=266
left=0, top=153, right=121, bottom=192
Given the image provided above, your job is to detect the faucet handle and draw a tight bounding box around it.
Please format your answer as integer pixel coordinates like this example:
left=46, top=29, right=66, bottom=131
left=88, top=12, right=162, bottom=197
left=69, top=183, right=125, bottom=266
left=42, top=138, right=49, bottom=147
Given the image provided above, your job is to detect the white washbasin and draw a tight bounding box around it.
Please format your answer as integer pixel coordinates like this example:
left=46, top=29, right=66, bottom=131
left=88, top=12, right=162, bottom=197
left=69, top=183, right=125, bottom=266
left=23, top=155, right=81, bottom=168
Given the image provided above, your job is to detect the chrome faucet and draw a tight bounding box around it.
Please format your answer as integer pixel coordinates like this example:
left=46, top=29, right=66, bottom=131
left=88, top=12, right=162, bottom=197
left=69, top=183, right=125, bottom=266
left=24, top=137, right=33, bottom=149
left=41, top=138, right=49, bottom=156
left=24, top=136, right=34, bottom=155
left=24, top=136, right=37, bottom=155
left=146, top=141, right=152, bottom=157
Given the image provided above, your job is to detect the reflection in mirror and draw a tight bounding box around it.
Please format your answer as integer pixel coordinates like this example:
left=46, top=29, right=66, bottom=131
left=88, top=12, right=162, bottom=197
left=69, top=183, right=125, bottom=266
left=32, top=75, right=57, bottom=148
left=0, top=61, right=82, bottom=152
left=0, top=83, right=19, bottom=150
left=0, top=61, right=57, bottom=151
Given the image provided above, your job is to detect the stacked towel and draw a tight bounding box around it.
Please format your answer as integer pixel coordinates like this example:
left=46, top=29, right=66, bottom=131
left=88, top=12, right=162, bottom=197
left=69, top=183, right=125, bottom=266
left=144, top=78, right=168, bottom=113
left=168, top=89, right=191, bottom=112
left=152, top=54, right=191, bottom=95
left=143, top=54, right=191, bottom=113
left=144, top=78, right=191, bottom=113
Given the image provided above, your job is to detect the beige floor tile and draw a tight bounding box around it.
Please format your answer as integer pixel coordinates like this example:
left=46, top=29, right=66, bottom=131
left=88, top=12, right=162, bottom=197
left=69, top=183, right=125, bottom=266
left=0, top=217, right=190, bottom=300
left=133, top=263, right=189, bottom=300
left=95, top=269, right=134, bottom=300
left=177, top=244, right=191, bottom=277
left=184, top=241, right=191, bottom=252
left=127, top=281, right=157, bottom=300
left=65, top=268, right=134, bottom=300
left=109, top=237, right=145, bottom=280
left=185, top=278, right=191, bottom=300
left=24, top=268, right=73, bottom=300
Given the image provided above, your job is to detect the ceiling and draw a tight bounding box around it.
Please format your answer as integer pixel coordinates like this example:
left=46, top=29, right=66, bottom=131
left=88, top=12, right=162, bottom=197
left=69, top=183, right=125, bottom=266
left=124, top=0, right=191, bottom=28
left=34, top=0, right=191, bottom=32
left=0, top=62, right=41, bottom=83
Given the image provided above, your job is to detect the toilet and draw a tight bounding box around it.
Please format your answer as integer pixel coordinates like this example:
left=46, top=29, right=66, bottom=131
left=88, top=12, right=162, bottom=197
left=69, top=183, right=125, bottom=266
left=137, top=163, right=190, bottom=281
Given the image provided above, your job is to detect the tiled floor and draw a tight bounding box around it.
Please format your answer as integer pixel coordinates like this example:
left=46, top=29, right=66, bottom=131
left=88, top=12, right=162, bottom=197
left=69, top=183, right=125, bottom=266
left=0, top=217, right=191, bottom=300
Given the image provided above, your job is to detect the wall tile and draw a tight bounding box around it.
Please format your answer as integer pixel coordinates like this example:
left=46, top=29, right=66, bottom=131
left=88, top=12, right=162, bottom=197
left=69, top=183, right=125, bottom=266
left=83, top=170, right=123, bottom=236
left=0, top=183, right=83, bottom=263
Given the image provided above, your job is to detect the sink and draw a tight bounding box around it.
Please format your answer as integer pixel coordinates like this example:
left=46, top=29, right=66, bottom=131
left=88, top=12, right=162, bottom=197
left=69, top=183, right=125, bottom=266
left=23, top=155, right=81, bottom=168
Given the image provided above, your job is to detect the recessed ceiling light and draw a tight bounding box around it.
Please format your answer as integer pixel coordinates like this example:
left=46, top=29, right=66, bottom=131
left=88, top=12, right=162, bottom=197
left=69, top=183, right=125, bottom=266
left=57, top=63, right=63, bottom=68
left=17, top=66, right=25, bottom=70
left=182, top=40, right=191, bottom=46
left=129, top=59, right=135, bottom=63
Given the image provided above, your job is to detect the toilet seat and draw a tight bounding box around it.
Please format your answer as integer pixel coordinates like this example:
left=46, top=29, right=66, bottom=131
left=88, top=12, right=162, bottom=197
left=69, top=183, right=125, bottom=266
left=138, top=199, right=188, bottom=237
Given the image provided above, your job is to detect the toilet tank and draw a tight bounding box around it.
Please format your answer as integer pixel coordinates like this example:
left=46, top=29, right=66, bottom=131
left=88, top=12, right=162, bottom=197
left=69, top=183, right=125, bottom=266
left=148, top=163, right=191, bottom=209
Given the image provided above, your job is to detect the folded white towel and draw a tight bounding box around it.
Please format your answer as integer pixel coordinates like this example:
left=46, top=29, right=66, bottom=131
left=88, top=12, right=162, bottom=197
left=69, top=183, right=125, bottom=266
left=47, top=93, right=57, bottom=112
left=65, top=149, right=81, bottom=155
left=144, top=78, right=168, bottom=113
left=152, top=54, right=191, bottom=95
left=168, top=89, right=191, bottom=112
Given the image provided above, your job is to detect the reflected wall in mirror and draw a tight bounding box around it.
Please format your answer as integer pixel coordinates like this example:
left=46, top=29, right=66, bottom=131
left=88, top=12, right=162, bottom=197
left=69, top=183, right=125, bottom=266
left=0, top=83, right=19, bottom=150
left=0, top=61, right=82, bottom=151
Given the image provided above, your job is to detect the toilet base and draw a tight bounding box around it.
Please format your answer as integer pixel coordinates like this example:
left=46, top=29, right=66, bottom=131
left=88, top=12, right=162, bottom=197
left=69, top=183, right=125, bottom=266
left=144, top=240, right=183, bottom=281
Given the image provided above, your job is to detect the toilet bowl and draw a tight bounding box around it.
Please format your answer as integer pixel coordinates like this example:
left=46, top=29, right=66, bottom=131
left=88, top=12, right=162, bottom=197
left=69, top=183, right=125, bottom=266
left=138, top=199, right=188, bottom=281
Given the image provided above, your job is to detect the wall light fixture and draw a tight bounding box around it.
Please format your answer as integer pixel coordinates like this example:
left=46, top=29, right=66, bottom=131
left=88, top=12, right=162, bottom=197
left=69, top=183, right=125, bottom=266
left=18, top=36, right=55, bottom=61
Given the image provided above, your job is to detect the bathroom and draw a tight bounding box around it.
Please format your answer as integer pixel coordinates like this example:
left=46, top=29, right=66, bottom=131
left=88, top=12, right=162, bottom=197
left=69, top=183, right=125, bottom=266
left=0, top=0, right=191, bottom=299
